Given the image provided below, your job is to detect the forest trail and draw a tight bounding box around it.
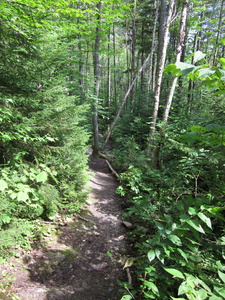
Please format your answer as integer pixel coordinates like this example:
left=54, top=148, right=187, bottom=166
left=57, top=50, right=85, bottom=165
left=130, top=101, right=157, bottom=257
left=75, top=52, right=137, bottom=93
left=1, top=156, right=129, bottom=300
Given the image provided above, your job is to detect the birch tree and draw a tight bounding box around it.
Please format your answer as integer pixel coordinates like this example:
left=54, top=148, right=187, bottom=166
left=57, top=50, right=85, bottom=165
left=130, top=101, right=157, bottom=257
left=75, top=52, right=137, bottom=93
left=147, top=0, right=176, bottom=155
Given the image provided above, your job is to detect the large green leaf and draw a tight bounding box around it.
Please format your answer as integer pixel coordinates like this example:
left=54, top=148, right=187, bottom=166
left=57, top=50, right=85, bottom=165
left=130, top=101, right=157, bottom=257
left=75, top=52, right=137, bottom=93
left=17, top=191, right=29, bottom=201
left=193, top=50, right=206, bottom=63
left=168, top=234, right=182, bottom=246
left=164, top=268, right=184, bottom=279
left=197, top=212, right=212, bottom=229
left=214, top=286, right=225, bottom=298
left=0, top=179, right=8, bottom=192
left=187, top=219, right=205, bottom=234
left=36, top=171, right=48, bottom=183
left=218, top=270, right=225, bottom=283
left=175, top=62, right=196, bottom=76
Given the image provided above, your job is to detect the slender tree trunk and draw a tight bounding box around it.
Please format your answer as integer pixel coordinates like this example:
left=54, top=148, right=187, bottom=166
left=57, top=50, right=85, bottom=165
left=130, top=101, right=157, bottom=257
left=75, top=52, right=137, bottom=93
left=102, top=52, right=152, bottom=150
left=213, top=0, right=224, bottom=65
left=93, top=2, right=101, bottom=155
left=113, top=24, right=117, bottom=107
left=163, top=0, right=189, bottom=124
left=130, top=0, right=137, bottom=110
left=147, top=0, right=159, bottom=93
left=107, top=32, right=111, bottom=112
left=147, top=0, right=176, bottom=155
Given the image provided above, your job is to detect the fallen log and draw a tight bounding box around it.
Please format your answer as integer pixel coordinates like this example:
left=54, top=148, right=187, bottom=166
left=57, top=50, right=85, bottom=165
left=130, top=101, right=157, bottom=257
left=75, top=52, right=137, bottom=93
left=106, top=159, right=120, bottom=179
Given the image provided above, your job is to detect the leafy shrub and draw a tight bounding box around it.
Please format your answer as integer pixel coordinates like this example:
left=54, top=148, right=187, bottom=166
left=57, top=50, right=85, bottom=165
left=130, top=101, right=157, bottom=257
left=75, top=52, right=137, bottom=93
left=117, top=127, right=225, bottom=299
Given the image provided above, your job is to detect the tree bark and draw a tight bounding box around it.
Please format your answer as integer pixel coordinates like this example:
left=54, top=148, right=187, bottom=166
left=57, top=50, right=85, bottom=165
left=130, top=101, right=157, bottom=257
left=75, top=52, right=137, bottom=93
left=147, top=0, right=159, bottom=94
left=151, top=0, right=189, bottom=169
left=147, top=0, right=176, bottom=155
left=163, top=0, right=189, bottom=124
left=93, top=2, right=101, bottom=155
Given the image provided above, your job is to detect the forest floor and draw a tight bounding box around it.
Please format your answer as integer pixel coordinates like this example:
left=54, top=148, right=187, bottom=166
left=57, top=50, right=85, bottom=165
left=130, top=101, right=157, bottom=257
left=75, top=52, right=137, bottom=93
left=0, top=156, right=132, bottom=300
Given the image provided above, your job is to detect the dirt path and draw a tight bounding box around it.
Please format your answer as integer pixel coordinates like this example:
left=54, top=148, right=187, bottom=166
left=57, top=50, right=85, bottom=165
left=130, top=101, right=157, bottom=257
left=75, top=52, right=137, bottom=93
left=1, top=157, right=129, bottom=300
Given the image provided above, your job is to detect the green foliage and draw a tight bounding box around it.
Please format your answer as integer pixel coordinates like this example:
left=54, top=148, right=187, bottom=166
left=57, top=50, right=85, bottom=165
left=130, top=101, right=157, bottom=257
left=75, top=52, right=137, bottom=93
left=118, top=119, right=225, bottom=299
left=0, top=1, right=92, bottom=260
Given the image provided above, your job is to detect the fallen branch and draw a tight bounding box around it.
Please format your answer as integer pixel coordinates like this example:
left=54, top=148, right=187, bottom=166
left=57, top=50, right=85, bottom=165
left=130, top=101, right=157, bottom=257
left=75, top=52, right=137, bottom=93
left=74, top=213, right=94, bottom=223
left=99, top=151, right=115, bottom=160
left=126, top=267, right=132, bottom=286
left=106, top=159, right=120, bottom=179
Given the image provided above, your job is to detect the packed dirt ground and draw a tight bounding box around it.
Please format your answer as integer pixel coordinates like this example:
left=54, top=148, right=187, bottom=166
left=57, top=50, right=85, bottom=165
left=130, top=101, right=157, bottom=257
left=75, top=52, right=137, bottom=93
left=0, top=157, right=131, bottom=300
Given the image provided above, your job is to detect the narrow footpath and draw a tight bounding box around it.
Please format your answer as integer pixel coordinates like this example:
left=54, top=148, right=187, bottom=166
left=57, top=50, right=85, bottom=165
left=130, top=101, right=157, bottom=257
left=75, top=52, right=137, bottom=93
left=2, top=157, right=129, bottom=300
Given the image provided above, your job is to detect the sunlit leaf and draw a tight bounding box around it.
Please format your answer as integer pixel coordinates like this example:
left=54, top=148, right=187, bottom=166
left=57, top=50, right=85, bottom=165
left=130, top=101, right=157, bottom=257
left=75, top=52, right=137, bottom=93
left=147, top=250, right=155, bottom=262
left=188, top=207, right=198, bottom=215
left=176, top=62, right=196, bottom=76
left=218, top=270, right=225, bottom=283
left=214, top=286, right=225, bottom=298
left=193, top=50, right=206, bottom=63
left=164, top=268, right=185, bottom=279
left=121, top=296, right=132, bottom=300
left=197, top=212, right=212, bottom=229
left=168, top=234, right=182, bottom=246
left=17, top=191, right=29, bottom=201
left=187, top=219, right=205, bottom=234
left=0, top=179, right=8, bottom=192
left=36, top=171, right=48, bottom=183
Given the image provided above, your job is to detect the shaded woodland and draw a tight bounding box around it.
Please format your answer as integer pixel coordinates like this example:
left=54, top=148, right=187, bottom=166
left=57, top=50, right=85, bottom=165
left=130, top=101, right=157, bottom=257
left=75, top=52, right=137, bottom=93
left=0, top=0, right=225, bottom=299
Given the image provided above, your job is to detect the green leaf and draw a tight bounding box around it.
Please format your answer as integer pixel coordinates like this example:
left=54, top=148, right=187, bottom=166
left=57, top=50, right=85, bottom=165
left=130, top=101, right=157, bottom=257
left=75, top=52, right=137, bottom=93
left=168, top=234, right=182, bottom=246
left=0, top=179, right=8, bottom=192
left=218, top=270, right=225, bottom=283
left=209, top=296, right=223, bottom=300
left=176, top=62, right=196, bottom=76
left=17, top=191, right=29, bottom=201
left=179, top=214, right=189, bottom=222
left=198, top=68, right=215, bottom=78
left=193, top=50, right=206, bottom=63
left=218, top=58, right=225, bottom=69
left=164, top=268, right=185, bottom=279
left=121, top=296, right=132, bottom=300
left=155, top=248, right=164, bottom=264
left=144, top=282, right=159, bottom=295
left=147, top=250, right=156, bottom=262
left=177, top=248, right=188, bottom=262
left=197, top=212, right=212, bottom=229
left=171, top=298, right=186, bottom=300
left=214, top=285, right=225, bottom=298
left=164, top=64, right=181, bottom=76
left=188, top=207, right=198, bottom=215
left=187, top=219, right=205, bottom=234
left=36, top=171, right=48, bottom=183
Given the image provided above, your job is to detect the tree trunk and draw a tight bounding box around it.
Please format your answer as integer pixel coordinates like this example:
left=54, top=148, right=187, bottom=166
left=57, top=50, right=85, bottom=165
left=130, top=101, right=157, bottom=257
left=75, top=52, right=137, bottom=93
left=147, top=0, right=176, bottom=156
left=163, top=0, right=189, bottom=124
left=151, top=0, right=189, bottom=169
left=102, top=52, right=153, bottom=150
left=147, top=0, right=159, bottom=94
left=213, top=0, right=224, bottom=65
left=93, top=2, right=101, bottom=155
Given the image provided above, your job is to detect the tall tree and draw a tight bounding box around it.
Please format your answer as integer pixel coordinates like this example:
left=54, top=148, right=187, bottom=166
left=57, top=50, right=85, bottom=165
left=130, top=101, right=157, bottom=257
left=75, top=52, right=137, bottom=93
left=93, top=2, right=101, bottom=154
left=147, top=0, right=176, bottom=155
